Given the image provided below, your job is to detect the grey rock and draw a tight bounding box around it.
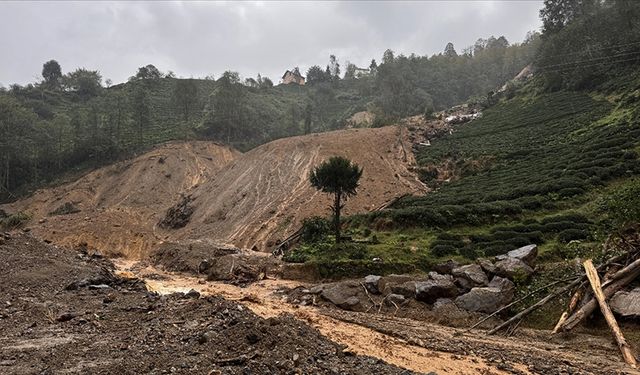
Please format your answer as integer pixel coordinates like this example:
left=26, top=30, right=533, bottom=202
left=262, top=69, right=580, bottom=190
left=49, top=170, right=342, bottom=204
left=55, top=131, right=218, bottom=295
left=363, top=275, right=382, bottom=294
left=452, top=264, right=489, bottom=286
left=309, top=284, right=326, bottom=294
left=185, top=289, right=201, bottom=299
left=477, top=258, right=497, bottom=275
left=610, top=288, right=640, bottom=317
left=415, top=279, right=458, bottom=304
left=384, top=281, right=417, bottom=298
left=494, top=257, right=534, bottom=280
left=378, top=274, right=414, bottom=292
left=454, top=276, right=514, bottom=313
left=428, top=272, right=454, bottom=282
left=497, top=244, right=538, bottom=267
left=433, top=259, right=460, bottom=275
left=320, top=281, right=363, bottom=311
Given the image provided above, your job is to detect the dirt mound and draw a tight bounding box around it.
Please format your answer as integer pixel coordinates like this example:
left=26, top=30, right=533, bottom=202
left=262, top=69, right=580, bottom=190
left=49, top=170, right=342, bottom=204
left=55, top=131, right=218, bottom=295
left=0, top=233, right=412, bottom=374
left=3, top=125, right=427, bottom=256
left=175, top=126, right=427, bottom=251
left=4, top=141, right=239, bottom=258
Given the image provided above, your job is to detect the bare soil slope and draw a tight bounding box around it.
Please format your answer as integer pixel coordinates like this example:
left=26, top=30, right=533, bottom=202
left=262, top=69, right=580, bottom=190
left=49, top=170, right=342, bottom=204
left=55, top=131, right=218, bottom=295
left=4, top=126, right=426, bottom=256
left=5, top=141, right=239, bottom=258
left=176, top=126, right=427, bottom=251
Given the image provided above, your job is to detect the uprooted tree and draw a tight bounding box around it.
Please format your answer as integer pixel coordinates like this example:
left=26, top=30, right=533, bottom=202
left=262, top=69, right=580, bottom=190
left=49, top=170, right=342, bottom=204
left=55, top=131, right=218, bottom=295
left=309, top=156, right=363, bottom=243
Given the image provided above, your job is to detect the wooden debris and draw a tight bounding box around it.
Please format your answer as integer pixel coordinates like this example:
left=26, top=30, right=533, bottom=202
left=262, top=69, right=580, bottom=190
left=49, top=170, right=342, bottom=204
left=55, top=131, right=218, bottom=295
left=487, top=277, right=584, bottom=335
left=552, top=282, right=585, bottom=334
left=583, top=259, right=637, bottom=368
left=558, top=257, right=640, bottom=332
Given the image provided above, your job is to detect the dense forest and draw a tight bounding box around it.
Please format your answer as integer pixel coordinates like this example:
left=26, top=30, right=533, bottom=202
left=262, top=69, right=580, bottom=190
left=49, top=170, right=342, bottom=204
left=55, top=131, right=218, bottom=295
left=0, top=28, right=537, bottom=201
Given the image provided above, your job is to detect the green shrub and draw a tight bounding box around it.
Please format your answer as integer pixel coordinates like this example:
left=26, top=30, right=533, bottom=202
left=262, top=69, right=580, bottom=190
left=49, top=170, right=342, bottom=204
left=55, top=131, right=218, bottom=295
left=599, top=178, right=640, bottom=227
left=0, top=212, right=30, bottom=229
left=300, top=216, right=331, bottom=243
left=558, top=229, right=590, bottom=243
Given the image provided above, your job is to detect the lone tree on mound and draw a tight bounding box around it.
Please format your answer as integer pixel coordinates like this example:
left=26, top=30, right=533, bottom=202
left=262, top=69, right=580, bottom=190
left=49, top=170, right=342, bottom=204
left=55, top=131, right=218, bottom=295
left=309, top=156, right=363, bottom=243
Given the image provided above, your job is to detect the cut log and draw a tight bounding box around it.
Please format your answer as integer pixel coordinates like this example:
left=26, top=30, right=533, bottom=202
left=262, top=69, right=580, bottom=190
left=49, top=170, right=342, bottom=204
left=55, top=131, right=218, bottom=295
left=558, top=257, right=640, bottom=331
left=583, top=259, right=637, bottom=368
left=552, top=282, right=585, bottom=334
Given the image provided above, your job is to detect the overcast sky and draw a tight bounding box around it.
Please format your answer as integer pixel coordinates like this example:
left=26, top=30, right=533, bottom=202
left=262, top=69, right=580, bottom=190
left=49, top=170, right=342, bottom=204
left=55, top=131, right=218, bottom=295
left=0, top=1, right=542, bottom=87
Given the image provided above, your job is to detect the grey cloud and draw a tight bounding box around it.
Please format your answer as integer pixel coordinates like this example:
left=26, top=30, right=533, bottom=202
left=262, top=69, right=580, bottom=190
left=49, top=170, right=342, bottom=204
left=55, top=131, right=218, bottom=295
left=0, top=1, right=542, bottom=87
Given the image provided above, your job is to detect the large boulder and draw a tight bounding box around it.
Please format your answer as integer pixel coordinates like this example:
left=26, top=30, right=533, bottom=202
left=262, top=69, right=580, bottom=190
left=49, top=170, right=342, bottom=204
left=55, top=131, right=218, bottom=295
left=433, top=259, right=460, bottom=275
left=320, top=281, right=365, bottom=311
left=415, top=278, right=458, bottom=304
left=494, top=257, right=534, bottom=280
left=610, top=288, right=640, bottom=318
left=379, top=275, right=421, bottom=298
left=454, top=276, right=515, bottom=313
left=497, top=244, right=538, bottom=267
left=363, top=275, right=382, bottom=294
left=385, top=281, right=417, bottom=298
left=378, top=274, right=414, bottom=291
left=452, top=264, right=489, bottom=286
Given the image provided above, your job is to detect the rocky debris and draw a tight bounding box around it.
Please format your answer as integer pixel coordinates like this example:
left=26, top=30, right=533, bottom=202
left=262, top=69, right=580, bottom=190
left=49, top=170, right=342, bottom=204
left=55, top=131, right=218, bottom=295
left=151, top=240, right=240, bottom=274
left=158, top=194, right=195, bottom=229
left=494, top=257, right=534, bottom=280
left=379, top=274, right=422, bottom=298
left=610, top=288, right=640, bottom=317
left=415, top=277, right=458, bottom=304
left=433, top=259, right=460, bottom=275
left=301, top=244, right=538, bottom=317
left=452, top=264, right=489, bottom=289
left=207, top=254, right=269, bottom=286
left=454, top=276, right=515, bottom=313
left=477, top=258, right=497, bottom=275
left=364, top=275, right=382, bottom=294
left=497, top=244, right=538, bottom=267
left=386, top=281, right=417, bottom=298
left=320, top=281, right=366, bottom=311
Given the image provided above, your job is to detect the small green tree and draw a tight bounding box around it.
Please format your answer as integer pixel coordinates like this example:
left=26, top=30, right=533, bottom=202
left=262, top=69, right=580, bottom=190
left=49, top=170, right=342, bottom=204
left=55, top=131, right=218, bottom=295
left=42, top=60, right=62, bottom=89
left=309, top=156, right=363, bottom=243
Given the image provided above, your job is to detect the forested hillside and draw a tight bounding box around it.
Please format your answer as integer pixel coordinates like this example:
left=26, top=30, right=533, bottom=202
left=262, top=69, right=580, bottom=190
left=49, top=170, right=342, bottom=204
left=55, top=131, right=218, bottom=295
left=1, top=32, right=535, bottom=202
left=285, top=0, right=640, bottom=276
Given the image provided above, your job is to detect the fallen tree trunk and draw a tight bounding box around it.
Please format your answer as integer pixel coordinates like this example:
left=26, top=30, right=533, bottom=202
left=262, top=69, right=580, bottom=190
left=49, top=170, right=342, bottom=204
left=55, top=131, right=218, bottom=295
left=470, top=276, right=578, bottom=331
left=552, top=282, right=585, bottom=334
left=488, top=277, right=584, bottom=335
left=583, top=259, right=637, bottom=368
left=558, top=258, right=640, bottom=332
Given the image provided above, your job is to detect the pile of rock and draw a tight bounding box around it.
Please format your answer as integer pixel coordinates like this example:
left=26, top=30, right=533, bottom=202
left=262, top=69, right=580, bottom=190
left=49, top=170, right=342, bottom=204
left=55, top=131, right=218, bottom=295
left=308, top=244, right=538, bottom=315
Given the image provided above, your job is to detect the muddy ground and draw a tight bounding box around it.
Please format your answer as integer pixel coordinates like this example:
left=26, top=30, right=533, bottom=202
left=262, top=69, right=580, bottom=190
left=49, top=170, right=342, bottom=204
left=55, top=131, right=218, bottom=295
left=0, top=232, right=413, bottom=374
left=2, top=232, right=639, bottom=374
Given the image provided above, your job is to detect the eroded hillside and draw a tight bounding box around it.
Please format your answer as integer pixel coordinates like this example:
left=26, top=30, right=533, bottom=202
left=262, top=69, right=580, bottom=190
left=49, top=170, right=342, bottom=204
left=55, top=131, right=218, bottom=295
left=4, top=141, right=239, bottom=257
left=3, top=125, right=428, bottom=257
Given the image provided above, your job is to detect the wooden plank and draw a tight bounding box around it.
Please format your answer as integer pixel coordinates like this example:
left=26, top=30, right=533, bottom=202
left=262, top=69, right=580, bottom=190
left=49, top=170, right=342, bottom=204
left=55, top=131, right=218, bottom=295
left=583, top=259, right=637, bottom=368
